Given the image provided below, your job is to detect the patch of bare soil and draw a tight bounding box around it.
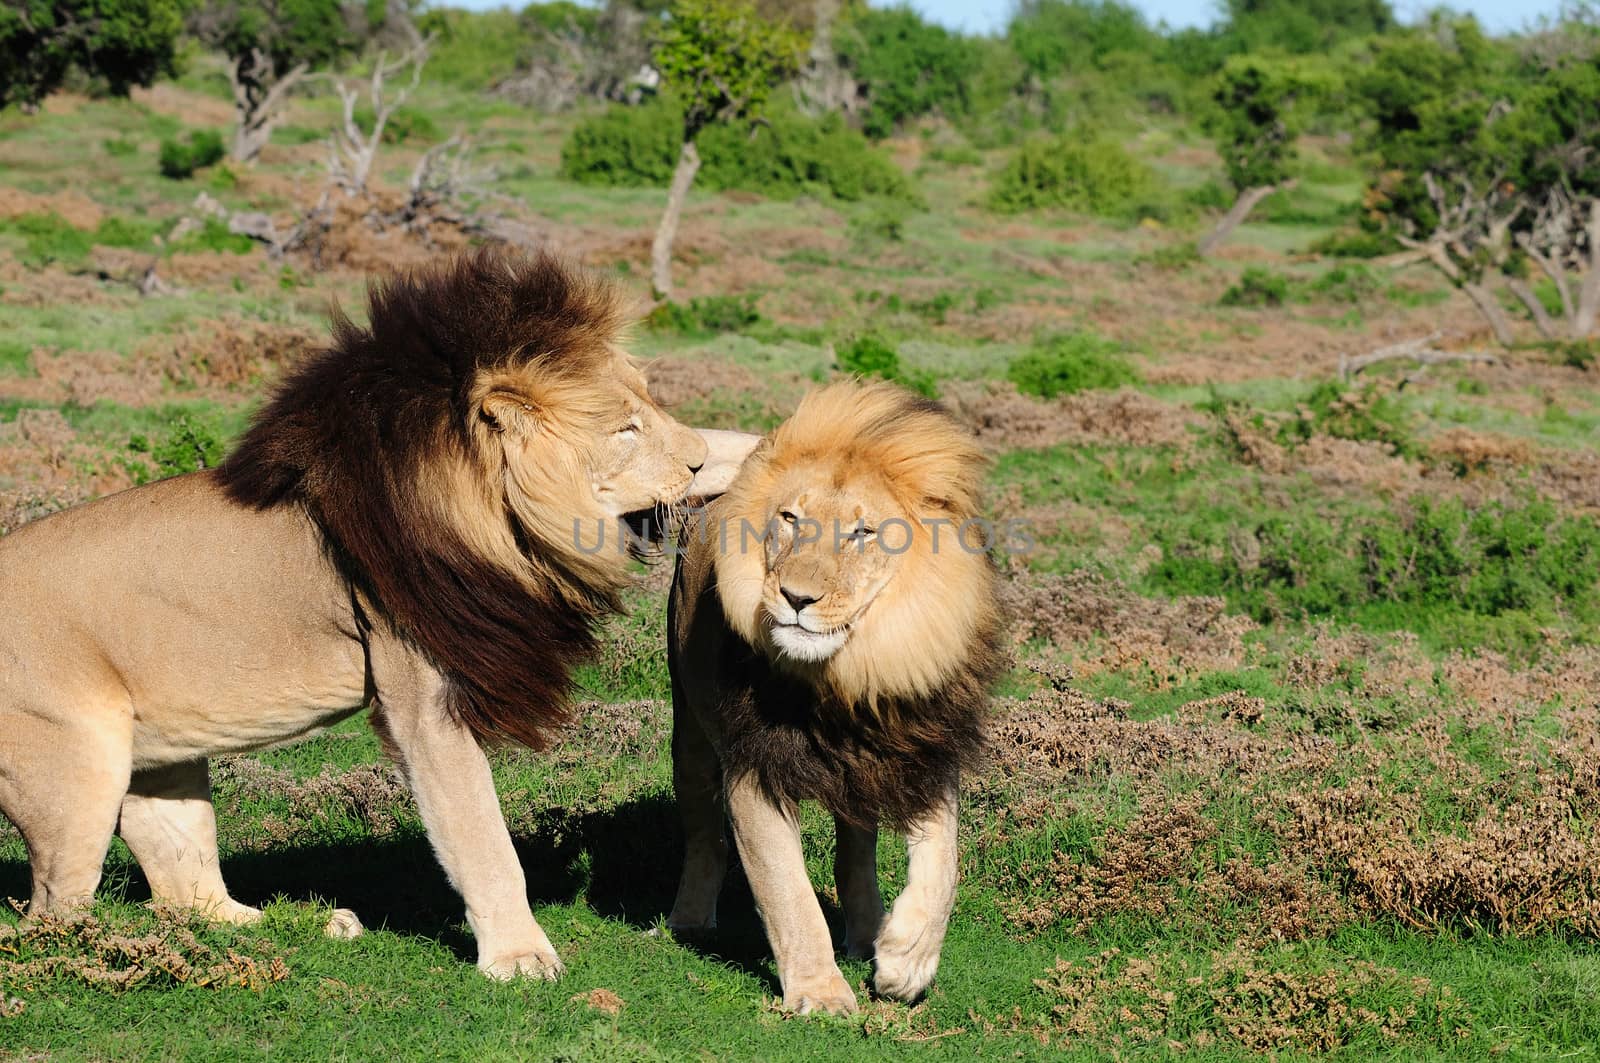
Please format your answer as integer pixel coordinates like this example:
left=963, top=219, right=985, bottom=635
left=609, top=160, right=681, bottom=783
left=0, top=187, right=103, bottom=228
left=0, top=260, right=122, bottom=308
left=0, top=409, right=133, bottom=515
left=643, top=356, right=760, bottom=408
left=137, top=316, right=321, bottom=392
left=129, top=84, right=237, bottom=127
left=947, top=380, right=1201, bottom=451
left=1002, top=568, right=1257, bottom=682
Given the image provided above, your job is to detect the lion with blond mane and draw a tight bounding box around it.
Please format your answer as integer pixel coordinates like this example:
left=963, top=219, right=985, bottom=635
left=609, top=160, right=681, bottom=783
left=0, top=248, right=755, bottom=980
left=664, top=380, right=1005, bottom=1014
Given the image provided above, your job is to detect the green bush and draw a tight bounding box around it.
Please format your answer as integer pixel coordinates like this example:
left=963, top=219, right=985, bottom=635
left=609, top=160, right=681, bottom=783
left=837, top=6, right=980, bottom=139
left=127, top=416, right=227, bottom=484
left=353, top=105, right=440, bottom=144
left=988, top=134, right=1160, bottom=217
left=1007, top=332, right=1139, bottom=398
left=93, top=215, right=161, bottom=250
left=1308, top=227, right=1399, bottom=258
left=1219, top=267, right=1290, bottom=307
left=646, top=293, right=762, bottom=336
left=170, top=218, right=255, bottom=255
left=1306, top=264, right=1382, bottom=304
left=836, top=335, right=938, bottom=397
left=158, top=129, right=226, bottom=179
left=561, top=99, right=914, bottom=204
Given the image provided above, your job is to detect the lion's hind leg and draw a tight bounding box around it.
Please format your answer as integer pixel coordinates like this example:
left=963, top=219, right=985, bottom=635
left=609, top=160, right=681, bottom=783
left=872, top=776, right=959, bottom=1003
left=118, top=759, right=261, bottom=925
left=0, top=700, right=133, bottom=917
left=834, top=814, right=883, bottom=960
left=665, top=696, right=727, bottom=933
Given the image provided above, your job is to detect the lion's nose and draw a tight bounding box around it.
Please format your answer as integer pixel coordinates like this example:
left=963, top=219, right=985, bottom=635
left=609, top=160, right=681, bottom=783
left=780, top=587, right=818, bottom=613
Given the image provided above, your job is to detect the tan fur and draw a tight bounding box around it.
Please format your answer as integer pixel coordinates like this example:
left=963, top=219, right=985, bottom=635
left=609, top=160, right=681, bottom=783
left=0, top=349, right=731, bottom=981
left=713, top=381, right=997, bottom=706
left=665, top=381, right=998, bottom=1014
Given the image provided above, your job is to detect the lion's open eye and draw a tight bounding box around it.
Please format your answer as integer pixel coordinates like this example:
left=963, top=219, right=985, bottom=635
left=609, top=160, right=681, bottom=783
left=779, top=509, right=799, bottom=524
left=843, top=524, right=876, bottom=544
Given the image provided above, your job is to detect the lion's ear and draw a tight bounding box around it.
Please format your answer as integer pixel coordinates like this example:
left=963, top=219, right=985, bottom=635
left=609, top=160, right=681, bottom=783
left=480, top=392, right=540, bottom=436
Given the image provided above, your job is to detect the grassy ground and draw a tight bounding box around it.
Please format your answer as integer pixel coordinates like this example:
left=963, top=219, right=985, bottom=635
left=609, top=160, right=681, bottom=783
left=2, top=58, right=1600, bottom=1061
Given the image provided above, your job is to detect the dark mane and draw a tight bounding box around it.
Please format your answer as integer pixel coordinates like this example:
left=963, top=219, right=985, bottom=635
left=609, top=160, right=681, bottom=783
left=711, top=582, right=1004, bottom=828
left=218, top=248, right=627, bottom=749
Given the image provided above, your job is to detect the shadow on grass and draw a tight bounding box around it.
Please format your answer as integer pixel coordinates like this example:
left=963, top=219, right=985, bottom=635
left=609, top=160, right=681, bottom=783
left=0, top=792, right=836, bottom=992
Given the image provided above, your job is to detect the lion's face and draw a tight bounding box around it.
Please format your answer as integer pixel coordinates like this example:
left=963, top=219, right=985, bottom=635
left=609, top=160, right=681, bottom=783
left=467, top=353, right=706, bottom=589
left=756, top=463, right=910, bottom=664
left=585, top=360, right=707, bottom=518
left=715, top=381, right=998, bottom=703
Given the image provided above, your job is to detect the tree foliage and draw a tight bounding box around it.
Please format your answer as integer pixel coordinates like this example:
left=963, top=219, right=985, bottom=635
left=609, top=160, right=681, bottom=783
left=1209, top=54, right=1337, bottom=193
left=653, top=0, right=805, bottom=141
left=836, top=5, right=978, bottom=139
left=0, top=0, right=188, bottom=109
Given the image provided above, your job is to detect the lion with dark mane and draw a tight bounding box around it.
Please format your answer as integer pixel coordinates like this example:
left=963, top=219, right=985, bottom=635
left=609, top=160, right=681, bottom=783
left=664, top=380, right=1005, bottom=1014
left=0, top=248, right=753, bottom=980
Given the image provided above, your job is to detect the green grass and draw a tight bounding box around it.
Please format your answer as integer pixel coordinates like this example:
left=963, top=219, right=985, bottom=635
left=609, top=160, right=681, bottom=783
left=3, top=43, right=1600, bottom=1062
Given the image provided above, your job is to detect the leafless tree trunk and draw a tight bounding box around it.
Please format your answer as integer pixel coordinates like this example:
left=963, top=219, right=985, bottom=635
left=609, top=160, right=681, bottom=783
left=228, top=48, right=309, bottom=163
left=795, top=0, right=855, bottom=117
left=1198, top=184, right=1278, bottom=256
left=327, top=36, right=433, bottom=196
left=651, top=139, right=702, bottom=301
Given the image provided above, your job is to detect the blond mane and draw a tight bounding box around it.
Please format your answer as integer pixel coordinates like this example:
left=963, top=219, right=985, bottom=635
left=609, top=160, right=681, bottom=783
left=714, top=380, right=999, bottom=707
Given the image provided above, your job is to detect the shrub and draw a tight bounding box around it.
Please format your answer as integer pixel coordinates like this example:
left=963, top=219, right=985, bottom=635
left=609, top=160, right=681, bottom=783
left=1219, top=267, right=1290, bottom=307
left=158, top=129, right=225, bottom=179
left=126, top=416, right=227, bottom=483
left=988, top=135, right=1159, bottom=218
left=170, top=218, right=255, bottom=255
left=1285, top=381, right=1414, bottom=454
left=93, top=215, right=161, bottom=250
left=646, top=293, right=762, bottom=336
left=103, top=136, right=139, bottom=157
left=836, top=335, right=938, bottom=397
left=1308, top=227, right=1398, bottom=258
left=353, top=105, right=440, bottom=144
left=1306, top=263, right=1383, bottom=304
left=837, top=6, right=980, bottom=139
left=562, top=99, right=915, bottom=204
left=1007, top=332, right=1139, bottom=398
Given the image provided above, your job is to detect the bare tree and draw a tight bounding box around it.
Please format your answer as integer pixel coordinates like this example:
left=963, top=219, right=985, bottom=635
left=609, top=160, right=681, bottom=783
left=325, top=34, right=433, bottom=196
left=1515, top=185, right=1600, bottom=341
left=228, top=48, right=310, bottom=163
left=1392, top=170, right=1523, bottom=347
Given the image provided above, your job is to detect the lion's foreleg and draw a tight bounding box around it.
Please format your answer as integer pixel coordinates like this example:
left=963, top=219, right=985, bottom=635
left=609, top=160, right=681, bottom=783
left=872, top=774, right=958, bottom=1003
left=726, top=773, right=857, bottom=1015
left=834, top=814, right=883, bottom=960
left=119, top=759, right=260, bottom=925
left=665, top=701, right=727, bottom=932
left=372, top=651, right=561, bottom=981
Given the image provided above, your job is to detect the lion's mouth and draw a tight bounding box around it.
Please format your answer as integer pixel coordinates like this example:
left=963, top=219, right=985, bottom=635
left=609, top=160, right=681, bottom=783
left=767, top=621, right=850, bottom=663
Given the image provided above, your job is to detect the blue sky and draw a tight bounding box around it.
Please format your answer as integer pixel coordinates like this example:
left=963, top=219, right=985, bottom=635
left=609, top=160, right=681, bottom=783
left=907, top=0, right=1566, bottom=35
left=442, top=0, right=1569, bottom=35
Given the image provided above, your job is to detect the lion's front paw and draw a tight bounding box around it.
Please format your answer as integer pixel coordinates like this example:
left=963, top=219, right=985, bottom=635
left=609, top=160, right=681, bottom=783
left=324, top=908, right=364, bottom=940
left=872, top=920, right=942, bottom=1002
left=782, top=970, right=857, bottom=1016
left=480, top=947, right=565, bottom=981
left=205, top=899, right=263, bottom=926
